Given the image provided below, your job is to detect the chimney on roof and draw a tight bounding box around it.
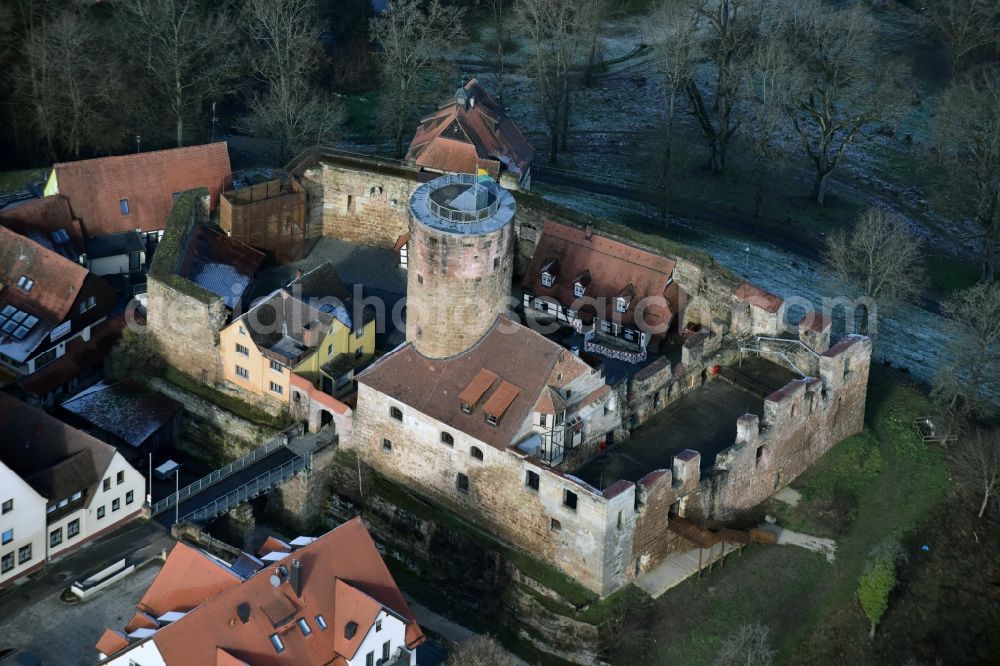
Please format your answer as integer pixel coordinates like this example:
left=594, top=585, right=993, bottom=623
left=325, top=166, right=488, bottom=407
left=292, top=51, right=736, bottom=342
left=455, top=85, right=470, bottom=110
left=236, top=602, right=251, bottom=624
left=290, top=559, right=302, bottom=597
left=585, top=223, right=594, bottom=240
left=344, top=621, right=358, bottom=640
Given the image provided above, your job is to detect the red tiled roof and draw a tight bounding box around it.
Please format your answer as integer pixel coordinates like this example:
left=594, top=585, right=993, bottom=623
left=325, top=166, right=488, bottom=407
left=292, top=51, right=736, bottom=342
left=522, top=221, right=678, bottom=330
left=124, top=519, right=422, bottom=665
left=96, top=629, right=129, bottom=657
left=0, top=224, right=88, bottom=321
left=332, top=578, right=383, bottom=660
left=392, top=233, right=410, bottom=253
left=482, top=380, right=520, bottom=419
left=137, top=541, right=242, bottom=617
left=359, top=317, right=593, bottom=450
left=458, top=368, right=498, bottom=407
left=733, top=282, right=783, bottom=313
left=52, top=142, right=231, bottom=236
left=0, top=195, right=85, bottom=260
left=406, top=79, right=534, bottom=178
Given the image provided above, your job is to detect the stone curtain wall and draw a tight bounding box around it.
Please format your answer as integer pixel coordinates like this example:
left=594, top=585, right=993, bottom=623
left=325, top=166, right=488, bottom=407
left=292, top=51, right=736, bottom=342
left=350, top=383, right=625, bottom=595
left=299, top=161, right=419, bottom=247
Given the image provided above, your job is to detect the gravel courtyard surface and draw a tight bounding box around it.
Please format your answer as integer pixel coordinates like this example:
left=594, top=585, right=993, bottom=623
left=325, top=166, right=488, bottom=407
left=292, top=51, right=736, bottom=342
left=1, top=562, right=161, bottom=665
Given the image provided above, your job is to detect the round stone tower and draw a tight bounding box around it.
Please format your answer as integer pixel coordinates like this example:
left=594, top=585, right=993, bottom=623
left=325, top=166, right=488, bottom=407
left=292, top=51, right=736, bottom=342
left=406, top=173, right=516, bottom=358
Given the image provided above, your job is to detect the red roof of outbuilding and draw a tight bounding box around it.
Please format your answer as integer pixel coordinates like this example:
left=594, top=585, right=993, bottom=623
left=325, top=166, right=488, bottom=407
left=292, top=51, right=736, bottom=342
left=406, top=79, right=534, bottom=177
left=0, top=195, right=85, bottom=260
left=51, top=142, right=232, bottom=236
left=733, top=282, right=783, bottom=313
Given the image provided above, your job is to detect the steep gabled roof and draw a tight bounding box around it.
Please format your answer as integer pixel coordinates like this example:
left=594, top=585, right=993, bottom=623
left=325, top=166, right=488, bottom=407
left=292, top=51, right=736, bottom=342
left=0, top=195, right=85, bottom=260
left=522, top=221, right=678, bottom=331
left=406, top=79, right=535, bottom=177
left=136, top=541, right=243, bottom=618
left=0, top=224, right=88, bottom=322
left=0, top=393, right=116, bottom=503
left=50, top=142, right=232, bottom=236
left=108, top=519, right=423, bottom=665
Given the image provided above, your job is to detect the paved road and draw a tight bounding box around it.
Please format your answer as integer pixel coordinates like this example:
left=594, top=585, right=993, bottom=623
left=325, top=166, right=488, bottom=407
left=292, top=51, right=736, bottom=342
left=156, top=446, right=302, bottom=525
left=0, top=519, right=171, bottom=626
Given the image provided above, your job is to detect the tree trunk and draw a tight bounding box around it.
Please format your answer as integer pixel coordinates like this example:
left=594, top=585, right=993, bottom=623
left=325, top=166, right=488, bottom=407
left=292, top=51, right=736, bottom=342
left=979, top=489, right=991, bottom=518
left=814, top=170, right=831, bottom=206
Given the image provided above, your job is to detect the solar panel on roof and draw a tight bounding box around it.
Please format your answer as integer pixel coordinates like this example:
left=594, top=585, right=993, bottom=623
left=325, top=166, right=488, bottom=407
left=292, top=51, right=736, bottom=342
left=13, top=326, right=29, bottom=340
left=0, top=305, right=14, bottom=317
left=1, top=320, right=17, bottom=334
left=11, top=310, right=26, bottom=323
left=23, top=315, right=37, bottom=328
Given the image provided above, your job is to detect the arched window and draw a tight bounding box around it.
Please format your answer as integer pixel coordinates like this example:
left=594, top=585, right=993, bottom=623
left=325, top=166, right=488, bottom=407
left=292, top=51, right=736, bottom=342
left=470, top=446, right=484, bottom=461
left=440, top=432, right=454, bottom=446
left=389, top=406, right=403, bottom=421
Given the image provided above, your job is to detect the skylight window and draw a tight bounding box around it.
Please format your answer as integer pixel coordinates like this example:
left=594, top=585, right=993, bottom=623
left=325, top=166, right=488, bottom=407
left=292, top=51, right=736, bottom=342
left=50, top=229, right=70, bottom=243
left=269, top=634, right=285, bottom=653
left=297, top=618, right=311, bottom=635
left=16, top=276, right=33, bottom=292
left=316, top=615, right=328, bottom=630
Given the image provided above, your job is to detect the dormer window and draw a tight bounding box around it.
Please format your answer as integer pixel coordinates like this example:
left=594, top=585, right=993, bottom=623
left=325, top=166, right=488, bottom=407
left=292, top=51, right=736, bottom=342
left=573, top=282, right=585, bottom=298
left=461, top=401, right=473, bottom=414
left=16, top=276, right=33, bottom=292
left=485, top=413, right=499, bottom=426
left=541, top=273, right=554, bottom=288
left=540, top=259, right=559, bottom=287
left=616, top=297, right=628, bottom=313
left=119, top=199, right=130, bottom=215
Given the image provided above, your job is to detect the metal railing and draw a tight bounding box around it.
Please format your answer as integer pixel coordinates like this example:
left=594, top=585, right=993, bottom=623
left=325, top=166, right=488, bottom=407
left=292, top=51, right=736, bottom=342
left=739, top=336, right=819, bottom=378
left=179, top=456, right=306, bottom=524
left=151, top=437, right=289, bottom=516
left=427, top=173, right=501, bottom=222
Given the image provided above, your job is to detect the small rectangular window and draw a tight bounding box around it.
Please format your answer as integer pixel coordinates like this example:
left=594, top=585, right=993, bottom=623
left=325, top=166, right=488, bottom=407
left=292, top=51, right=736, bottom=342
left=270, top=360, right=283, bottom=372
left=382, top=641, right=390, bottom=660
left=117, top=470, right=125, bottom=485
left=539, top=414, right=547, bottom=427
left=550, top=518, right=561, bottom=531
left=236, top=343, right=249, bottom=356
left=382, top=438, right=392, bottom=452
left=461, top=401, right=472, bottom=414
left=327, top=344, right=333, bottom=356
left=235, top=365, right=249, bottom=379
left=376, top=619, right=382, bottom=632
left=126, top=490, right=134, bottom=505
left=1, top=499, right=11, bottom=514
left=485, top=413, right=498, bottom=426
left=97, top=505, right=105, bottom=519
left=366, top=652, right=374, bottom=666
left=316, top=615, right=328, bottom=630
left=50, top=528, right=62, bottom=547
left=112, top=498, right=121, bottom=512
left=18, top=544, right=31, bottom=564
left=1, top=553, right=12, bottom=574
left=355, top=347, right=364, bottom=359
left=456, top=473, right=469, bottom=493
left=67, top=518, right=80, bottom=538
left=298, top=618, right=311, bottom=635
left=71, top=491, right=82, bottom=501
left=270, top=634, right=284, bottom=653
left=2, top=529, right=12, bottom=545
left=525, top=470, right=539, bottom=491
left=119, top=199, right=130, bottom=215
left=269, top=381, right=283, bottom=395
left=356, top=327, right=363, bottom=339
left=563, top=490, right=578, bottom=511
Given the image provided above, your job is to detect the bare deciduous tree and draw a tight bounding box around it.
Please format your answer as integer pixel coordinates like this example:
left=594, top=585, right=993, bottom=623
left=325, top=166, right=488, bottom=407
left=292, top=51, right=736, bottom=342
left=932, top=282, right=1000, bottom=422
left=712, top=623, right=774, bottom=666
left=645, top=0, right=700, bottom=225
left=925, top=0, right=1000, bottom=80
left=117, top=0, right=238, bottom=147
left=739, top=39, right=797, bottom=218
left=515, top=0, right=588, bottom=163
left=479, top=0, right=509, bottom=104
left=824, top=208, right=927, bottom=336
left=684, top=0, right=763, bottom=174
left=443, top=635, right=518, bottom=666
left=240, top=0, right=341, bottom=164
left=13, top=10, right=124, bottom=159
left=951, top=429, right=1000, bottom=519
left=934, top=66, right=1000, bottom=282
left=783, top=1, right=910, bottom=205
left=371, top=0, right=466, bottom=158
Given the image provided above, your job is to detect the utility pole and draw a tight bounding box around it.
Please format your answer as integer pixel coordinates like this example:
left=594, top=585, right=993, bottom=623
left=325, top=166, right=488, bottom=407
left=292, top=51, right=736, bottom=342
left=211, top=102, right=218, bottom=143
left=174, top=469, right=180, bottom=525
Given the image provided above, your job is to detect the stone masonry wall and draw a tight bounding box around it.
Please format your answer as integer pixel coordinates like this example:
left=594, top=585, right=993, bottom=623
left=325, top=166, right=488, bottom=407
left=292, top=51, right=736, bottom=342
left=146, top=278, right=228, bottom=385
left=299, top=161, right=419, bottom=246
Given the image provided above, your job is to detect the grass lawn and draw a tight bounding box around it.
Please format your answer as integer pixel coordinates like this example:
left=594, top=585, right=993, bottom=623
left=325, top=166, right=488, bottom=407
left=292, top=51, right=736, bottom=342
left=611, top=367, right=958, bottom=665
left=0, top=168, right=45, bottom=194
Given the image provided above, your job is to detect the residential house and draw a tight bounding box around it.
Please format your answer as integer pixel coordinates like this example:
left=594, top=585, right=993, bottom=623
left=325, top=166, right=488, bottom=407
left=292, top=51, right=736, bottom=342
left=176, top=222, right=265, bottom=310
left=220, top=263, right=375, bottom=406
left=85, top=231, right=146, bottom=277
left=0, top=394, right=145, bottom=588
left=44, top=142, right=232, bottom=251
left=406, top=79, right=535, bottom=190
left=60, top=380, right=183, bottom=465
left=95, top=518, right=424, bottom=665
left=0, top=195, right=86, bottom=264
left=0, top=225, right=117, bottom=404
left=522, top=221, right=680, bottom=361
